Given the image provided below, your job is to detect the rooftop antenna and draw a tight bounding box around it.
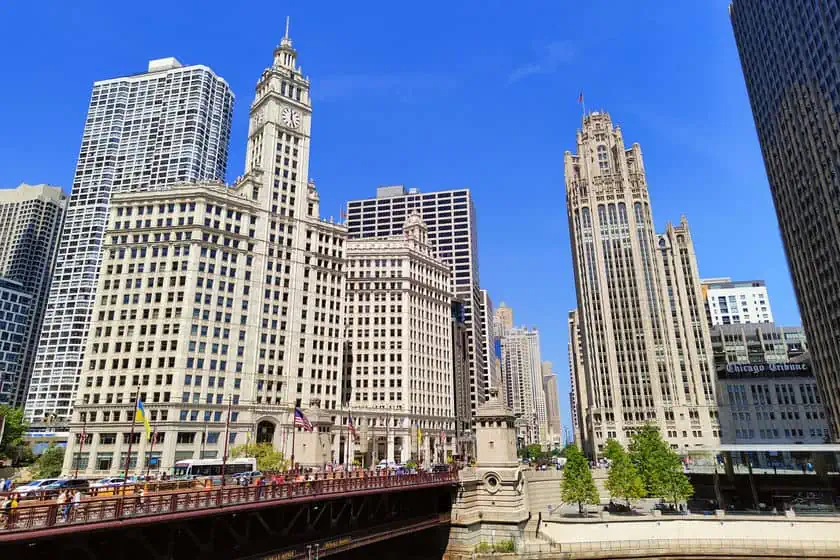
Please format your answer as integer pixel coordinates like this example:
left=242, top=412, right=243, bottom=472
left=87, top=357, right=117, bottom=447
left=284, top=16, right=290, bottom=40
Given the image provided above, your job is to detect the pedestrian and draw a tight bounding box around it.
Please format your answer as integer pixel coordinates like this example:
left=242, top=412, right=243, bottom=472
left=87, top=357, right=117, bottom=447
left=138, top=488, right=148, bottom=513
left=3, top=479, right=10, bottom=492
left=1, top=494, right=11, bottom=526
left=56, top=490, right=68, bottom=522
left=68, top=490, right=81, bottom=521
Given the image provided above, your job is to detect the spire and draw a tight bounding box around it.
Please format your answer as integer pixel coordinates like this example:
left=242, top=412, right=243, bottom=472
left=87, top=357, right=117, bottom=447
left=282, top=16, right=292, bottom=47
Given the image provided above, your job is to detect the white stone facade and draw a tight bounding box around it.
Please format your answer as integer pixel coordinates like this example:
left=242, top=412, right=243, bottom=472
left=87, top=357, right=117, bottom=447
left=62, top=29, right=349, bottom=476
left=565, top=112, right=719, bottom=457
left=479, top=289, right=503, bottom=402
left=499, top=327, right=546, bottom=445
left=342, top=216, right=455, bottom=466
left=27, top=58, right=233, bottom=423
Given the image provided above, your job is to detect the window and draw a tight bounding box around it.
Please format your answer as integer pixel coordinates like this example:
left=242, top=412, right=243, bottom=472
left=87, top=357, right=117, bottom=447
left=177, top=432, right=196, bottom=444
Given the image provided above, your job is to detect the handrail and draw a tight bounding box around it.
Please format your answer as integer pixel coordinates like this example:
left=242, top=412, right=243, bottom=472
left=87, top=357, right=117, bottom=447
left=0, top=471, right=457, bottom=536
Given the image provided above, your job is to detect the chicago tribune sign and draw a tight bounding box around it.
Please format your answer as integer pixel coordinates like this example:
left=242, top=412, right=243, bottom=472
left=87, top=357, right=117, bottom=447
left=718, top=362, right=812, bottom=379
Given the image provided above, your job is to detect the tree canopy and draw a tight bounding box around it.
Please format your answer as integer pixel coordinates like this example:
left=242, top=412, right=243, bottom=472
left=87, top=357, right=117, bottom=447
left=34, top=443, right=65, bottom=478
left=231, top=442, right=289, bottom=472
left=603, top=439, right=645, bottom=506
left=561, top=445, right=600, bottom=514
left=628, top=424, right=693, bottom=506
left=0, top=406, right=32, bottom=466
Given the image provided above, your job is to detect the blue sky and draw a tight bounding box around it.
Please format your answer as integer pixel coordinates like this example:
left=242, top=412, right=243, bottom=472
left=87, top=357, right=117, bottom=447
left=0, top=1, right=799, bottom=430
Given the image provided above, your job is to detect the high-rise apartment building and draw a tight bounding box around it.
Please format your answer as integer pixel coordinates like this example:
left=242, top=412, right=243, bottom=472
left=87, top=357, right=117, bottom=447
left=0, top=184, right=66, bottom=405
left=565, top=112, right=719, bottom=456
left=479, top=289, right=503, bottom=401
left=0, top=279, right=33, bottom=405
left=541, top=361, right=563, bottom=446
left=701, top=278, right=773, bottom=327
left=62, top=28, right=350, bottom=475
left=27, top=58, right=234, bottom=423
left=730, top=0, right=840, bottom=439
left=568, top=309, right=586, bottom=450
left=499, top=326, right=546, bottom=445
left=346, top=186, right=485, bottom=415
left=343, top=215, right=455, bottom=465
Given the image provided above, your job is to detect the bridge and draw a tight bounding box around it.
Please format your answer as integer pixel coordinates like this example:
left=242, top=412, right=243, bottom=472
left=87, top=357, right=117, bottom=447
left=0, top=471, right=458, bottom=560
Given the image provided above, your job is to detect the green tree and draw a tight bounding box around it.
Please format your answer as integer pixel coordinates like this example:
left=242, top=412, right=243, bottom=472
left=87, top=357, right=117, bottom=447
left=628, top=424, right=693, bottom=506
left=231, top=442, right=289, bottom=472
left=0, top=406, right=31, bottom=466
left=561, top=445, right=600, bottom=514
left=518, top=443, right=546, bottom=461
left=604, top=439, right=645, bottom=506
left=34, top=443, right=65, bottom=478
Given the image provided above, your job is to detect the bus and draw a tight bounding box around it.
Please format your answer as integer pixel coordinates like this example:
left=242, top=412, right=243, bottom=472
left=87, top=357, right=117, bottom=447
left=173, top=457, right=257, bottom=479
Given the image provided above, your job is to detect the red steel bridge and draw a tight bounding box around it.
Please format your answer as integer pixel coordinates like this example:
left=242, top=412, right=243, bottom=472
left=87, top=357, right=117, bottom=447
left=0, top=471, right=458, bottom=560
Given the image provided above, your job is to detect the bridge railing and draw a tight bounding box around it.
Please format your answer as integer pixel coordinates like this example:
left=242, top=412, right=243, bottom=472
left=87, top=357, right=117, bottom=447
left=0, top=471, right=457, bottom=535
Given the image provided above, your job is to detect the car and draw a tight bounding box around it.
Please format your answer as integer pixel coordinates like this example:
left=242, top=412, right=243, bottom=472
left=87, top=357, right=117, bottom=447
left=14, top=478, right=61, bottom=497
left=89, top=477, right=126, bottom=489
left=376, top=459, right=398, bottom=471
left=43, top=479, right=90, bottom=492
left=231, top=471, right=262, bottom=481
left=431, top=464, right=450, bottom=473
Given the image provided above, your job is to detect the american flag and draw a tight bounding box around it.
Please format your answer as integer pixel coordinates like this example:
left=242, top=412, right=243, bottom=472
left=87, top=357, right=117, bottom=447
left=347, top=416, right=358, bottom=439
left=294, top=407, right=313, bottom=432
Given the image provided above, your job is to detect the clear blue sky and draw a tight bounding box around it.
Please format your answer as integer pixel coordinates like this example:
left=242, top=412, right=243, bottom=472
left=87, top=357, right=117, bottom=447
left=0, top=1, right=799, bottom=431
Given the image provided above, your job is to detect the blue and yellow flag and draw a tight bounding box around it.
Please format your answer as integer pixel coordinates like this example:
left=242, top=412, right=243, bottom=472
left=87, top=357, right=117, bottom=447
left=136, top=399, right=152, bottom=440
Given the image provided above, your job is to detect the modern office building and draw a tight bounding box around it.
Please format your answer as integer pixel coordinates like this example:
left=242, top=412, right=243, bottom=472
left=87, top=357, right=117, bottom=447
left=451, top=299, right=472, bottom=456
left=0, top=184, right=66, bottom=405
left=565, top=112, right=719, bottom=456
left=499, top=326, right=546, bottom=445
left=0, top=279, right=33, bottom=405
left=700, top=277, right=773, bottom=327
left=709, top=323, right=807, bottom=373
left=541, top=361, right=563, bottom=447
left=62, top=28, right=350, bottom=475
left=479, top=289, right=503, bottom=401
left=27, top=57, right=234, bottom=424
left=568, top=309, right=586, bottom=450
left=343, top=215, right=456, bottom=466
left=346, top=186, right=485, bottom=416
left=731, top=0, right=840, bottom=440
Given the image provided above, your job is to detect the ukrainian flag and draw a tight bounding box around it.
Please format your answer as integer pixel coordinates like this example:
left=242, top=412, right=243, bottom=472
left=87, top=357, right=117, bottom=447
left=136, top=399, right=152, bottom=440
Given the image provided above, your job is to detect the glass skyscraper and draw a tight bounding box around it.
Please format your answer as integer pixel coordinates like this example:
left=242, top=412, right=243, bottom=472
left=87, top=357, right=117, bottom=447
left=731, top=0, right=840, bottom=439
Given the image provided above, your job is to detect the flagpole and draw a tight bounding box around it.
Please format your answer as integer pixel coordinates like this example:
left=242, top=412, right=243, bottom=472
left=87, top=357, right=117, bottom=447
left=122, top=386, right=140, bottom=496
left=222, top=395, right=232, bottom=485
left=290, top=409, right=297, bottom=472
left=146, top=427, right=156, bottom=480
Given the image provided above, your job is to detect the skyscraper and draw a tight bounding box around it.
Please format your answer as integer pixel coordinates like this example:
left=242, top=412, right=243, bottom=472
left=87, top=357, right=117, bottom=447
left=346, top=186, right=485, bottom=415
left=565, top=112, right=719, bottom=456
left=26, top=58, right=234, bottom=423
left=568, top=309, right=586, bottom=450
left=499, top=326, right=545, bottom=445
left=63, top=25, right=350, bottom=475
left=541, top=361, right=563, bottom=446
left=0, top=184, right=66, bottom=406
left=479, top=289, right=503, bottom=401
left=730, top=0, right=840, bottom=439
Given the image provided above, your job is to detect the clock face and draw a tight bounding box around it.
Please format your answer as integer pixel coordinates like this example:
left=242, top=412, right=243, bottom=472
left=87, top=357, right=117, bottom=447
left=281, top=107, right=301, bottom=129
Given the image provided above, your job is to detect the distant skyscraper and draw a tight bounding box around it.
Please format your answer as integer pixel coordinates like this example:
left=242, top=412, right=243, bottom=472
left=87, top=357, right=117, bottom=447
left=493, top=302, right=513, bottom=338
left=27, top=58, right=234, bottom=423
left=0, top=184, right=66, bottom=405
left=0, top=279, right=33, bottom=406
left=346, top=186, right=485, bottom=415
left=499, top=325, right=546, bottom=445
left=565, top=112, right=719, bottom=456
left=730, top=0, right=840, bottom=439
left=479, top=289, right=503, bottom=401
left=700, top=278, right=773, bottom=327
left=541, top=361, right=563, bottom=446
left=568, top=309, right=585, bottom=450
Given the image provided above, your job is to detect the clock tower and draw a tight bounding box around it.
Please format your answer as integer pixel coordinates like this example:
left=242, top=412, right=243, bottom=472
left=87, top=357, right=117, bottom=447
left=245, top=17, right=312, bottom=216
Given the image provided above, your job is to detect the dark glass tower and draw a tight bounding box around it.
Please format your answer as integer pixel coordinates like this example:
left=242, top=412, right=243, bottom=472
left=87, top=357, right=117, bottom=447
left=731, top=0, right=840, bottom=439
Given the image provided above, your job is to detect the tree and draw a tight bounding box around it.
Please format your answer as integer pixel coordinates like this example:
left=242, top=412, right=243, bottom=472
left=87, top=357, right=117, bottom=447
left=231, top=442, right=289, bottom=472
left=604, top=439, right=645, bottom=506
left=34, top=444, right=65, bottom=478
left=628, top=424, right=693, bottom=506
left=0, top=406, right=31, bottom=466
left=561, top=445, right=600, bottom=514
left=518, top=443, right=546, bottom=462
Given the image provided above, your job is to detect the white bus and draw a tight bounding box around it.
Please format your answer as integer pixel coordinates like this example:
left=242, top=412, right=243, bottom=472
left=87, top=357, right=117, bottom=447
left=173, top=457, right=257, bottom=479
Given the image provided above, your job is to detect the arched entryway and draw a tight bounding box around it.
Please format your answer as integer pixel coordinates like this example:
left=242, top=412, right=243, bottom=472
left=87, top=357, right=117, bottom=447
left=256, top=420, right=276, bottom=444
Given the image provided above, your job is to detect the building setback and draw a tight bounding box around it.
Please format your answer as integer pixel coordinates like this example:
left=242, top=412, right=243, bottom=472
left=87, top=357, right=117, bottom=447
left=565, top=112, right=719, bottom=457
left=346, top=186, right=485, bottom=416
left=62, top=28, right=349, bottom=475
left=27, top=57, right=234, bottom=424
left=731, top=0, right=840, bottom=440
left=342, top=215, right=456, bottom=466
left=0, top=184, right=66, bottom=406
